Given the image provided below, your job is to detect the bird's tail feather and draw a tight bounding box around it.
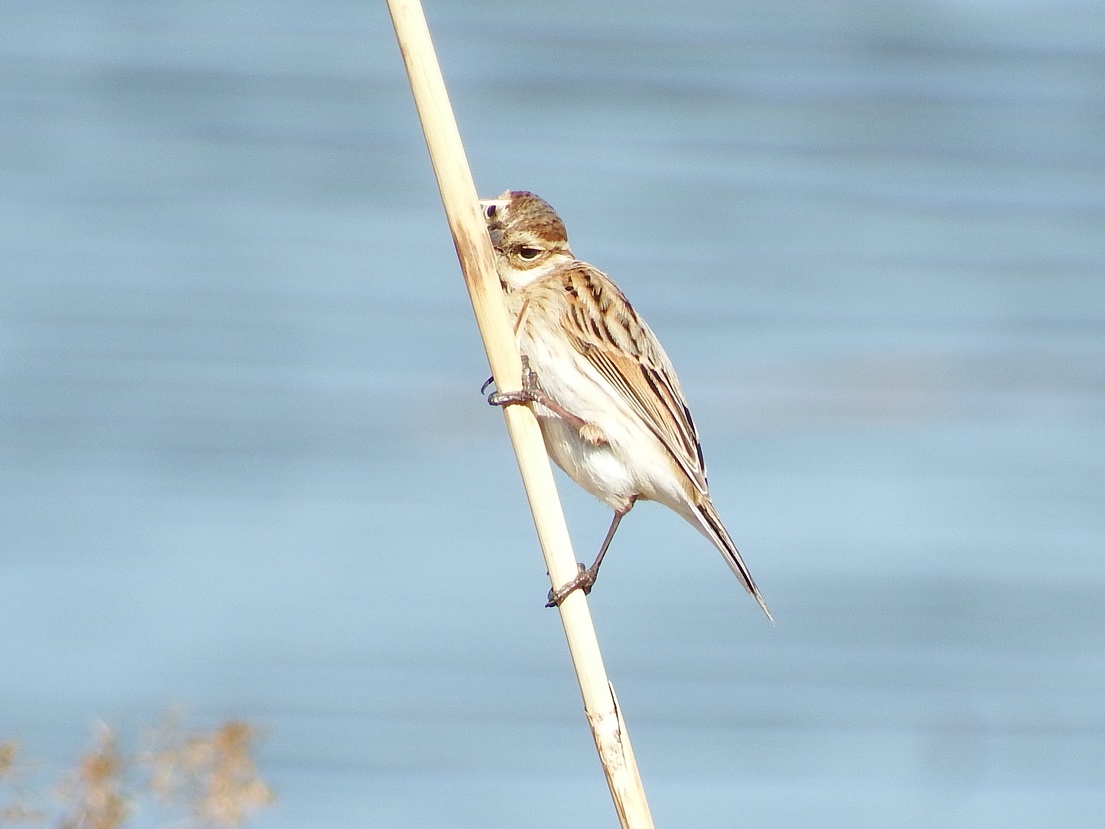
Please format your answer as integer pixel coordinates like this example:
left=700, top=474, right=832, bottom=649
left=691, top=498, right=773, bottom=623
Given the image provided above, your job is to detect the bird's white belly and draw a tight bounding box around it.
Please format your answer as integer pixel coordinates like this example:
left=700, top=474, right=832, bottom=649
left=537, top=415, right=638, bottom=510
left=517, top=327, right=681, bottom=513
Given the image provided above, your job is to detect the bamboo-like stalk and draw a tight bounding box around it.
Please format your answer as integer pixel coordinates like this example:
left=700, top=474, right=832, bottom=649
left=386, top=1, right=654, bottom=826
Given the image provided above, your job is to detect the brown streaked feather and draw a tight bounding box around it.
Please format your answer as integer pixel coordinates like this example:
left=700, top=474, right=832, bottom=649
left=558, top=263, right=709, bottom=495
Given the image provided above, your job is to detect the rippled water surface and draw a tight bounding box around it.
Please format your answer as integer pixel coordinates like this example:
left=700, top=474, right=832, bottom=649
left=2, top=1, right=1103, bottom=826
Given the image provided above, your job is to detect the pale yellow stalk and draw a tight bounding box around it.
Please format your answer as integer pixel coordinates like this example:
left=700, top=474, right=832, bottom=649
left=385, top=1, right=655, bottom=826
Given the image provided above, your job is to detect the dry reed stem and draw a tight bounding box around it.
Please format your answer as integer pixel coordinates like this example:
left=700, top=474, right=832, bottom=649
left=385, top=1, right=654, bottom=825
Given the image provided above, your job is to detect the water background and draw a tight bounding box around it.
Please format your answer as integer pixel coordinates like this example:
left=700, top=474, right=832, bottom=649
left=2, top=1, right=1103, bottom=826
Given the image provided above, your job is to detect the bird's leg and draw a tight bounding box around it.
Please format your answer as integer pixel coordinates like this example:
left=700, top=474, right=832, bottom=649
left=487, top=355, right=596, bottom=437
left=546, top=497, right=637, bottom=607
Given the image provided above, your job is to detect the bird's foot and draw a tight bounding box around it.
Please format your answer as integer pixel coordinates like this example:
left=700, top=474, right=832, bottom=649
left=486, top=358, right=596, bottom=437
left=545, top=562, right=598, bottom=607
left=486, top=356, right=540, bottom=407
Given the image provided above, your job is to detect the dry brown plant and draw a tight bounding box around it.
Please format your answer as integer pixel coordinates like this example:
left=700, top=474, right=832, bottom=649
left=0, top=741, right=44, bottom=825
left=57, top=724, right=128, bottom=829
left=146, top=717, right=273, bottom=827
left=1, top=714, right=271, bottom=829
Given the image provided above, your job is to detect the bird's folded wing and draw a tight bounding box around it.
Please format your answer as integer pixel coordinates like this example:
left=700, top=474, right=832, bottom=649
left=560, top=264, right=708, bottom=495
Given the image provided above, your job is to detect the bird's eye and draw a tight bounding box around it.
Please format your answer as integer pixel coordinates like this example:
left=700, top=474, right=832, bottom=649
left=484, top=204, right=498, bottom=220
left=518, top=246, right=542, bottom=261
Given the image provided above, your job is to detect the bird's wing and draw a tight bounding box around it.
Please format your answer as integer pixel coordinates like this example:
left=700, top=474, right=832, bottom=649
left=558, top=263, right=709, bottom=495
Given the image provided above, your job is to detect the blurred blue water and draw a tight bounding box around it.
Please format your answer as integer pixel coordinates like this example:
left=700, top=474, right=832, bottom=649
left=2, top=1, right=1103, bottom=827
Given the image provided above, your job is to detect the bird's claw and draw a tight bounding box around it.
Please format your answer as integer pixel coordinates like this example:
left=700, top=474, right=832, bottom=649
left=485, top=356, right=540, bottom=407
left=545, top=562, right=596, bottom=607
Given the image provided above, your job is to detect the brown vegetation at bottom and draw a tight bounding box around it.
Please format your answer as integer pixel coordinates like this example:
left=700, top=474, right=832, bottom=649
left=1, top=714, right=272, bottom=828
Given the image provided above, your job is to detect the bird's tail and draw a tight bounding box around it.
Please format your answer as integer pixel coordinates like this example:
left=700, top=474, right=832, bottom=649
left=689, top=496, right=773, bottom=623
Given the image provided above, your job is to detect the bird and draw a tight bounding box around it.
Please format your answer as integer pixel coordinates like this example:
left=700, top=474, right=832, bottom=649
left=480, top=190, right=771, bottom=621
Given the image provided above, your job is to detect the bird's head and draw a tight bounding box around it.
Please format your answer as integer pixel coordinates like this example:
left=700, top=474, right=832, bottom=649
left=479, top=190, right=573, bottom=289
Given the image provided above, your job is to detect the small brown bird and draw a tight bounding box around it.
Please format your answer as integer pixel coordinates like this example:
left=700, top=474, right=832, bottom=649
left=481, top=190, right=771, bottom=620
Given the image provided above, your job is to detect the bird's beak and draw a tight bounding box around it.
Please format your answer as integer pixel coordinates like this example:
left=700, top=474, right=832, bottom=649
left=479, top=197, right=510, bottom=249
